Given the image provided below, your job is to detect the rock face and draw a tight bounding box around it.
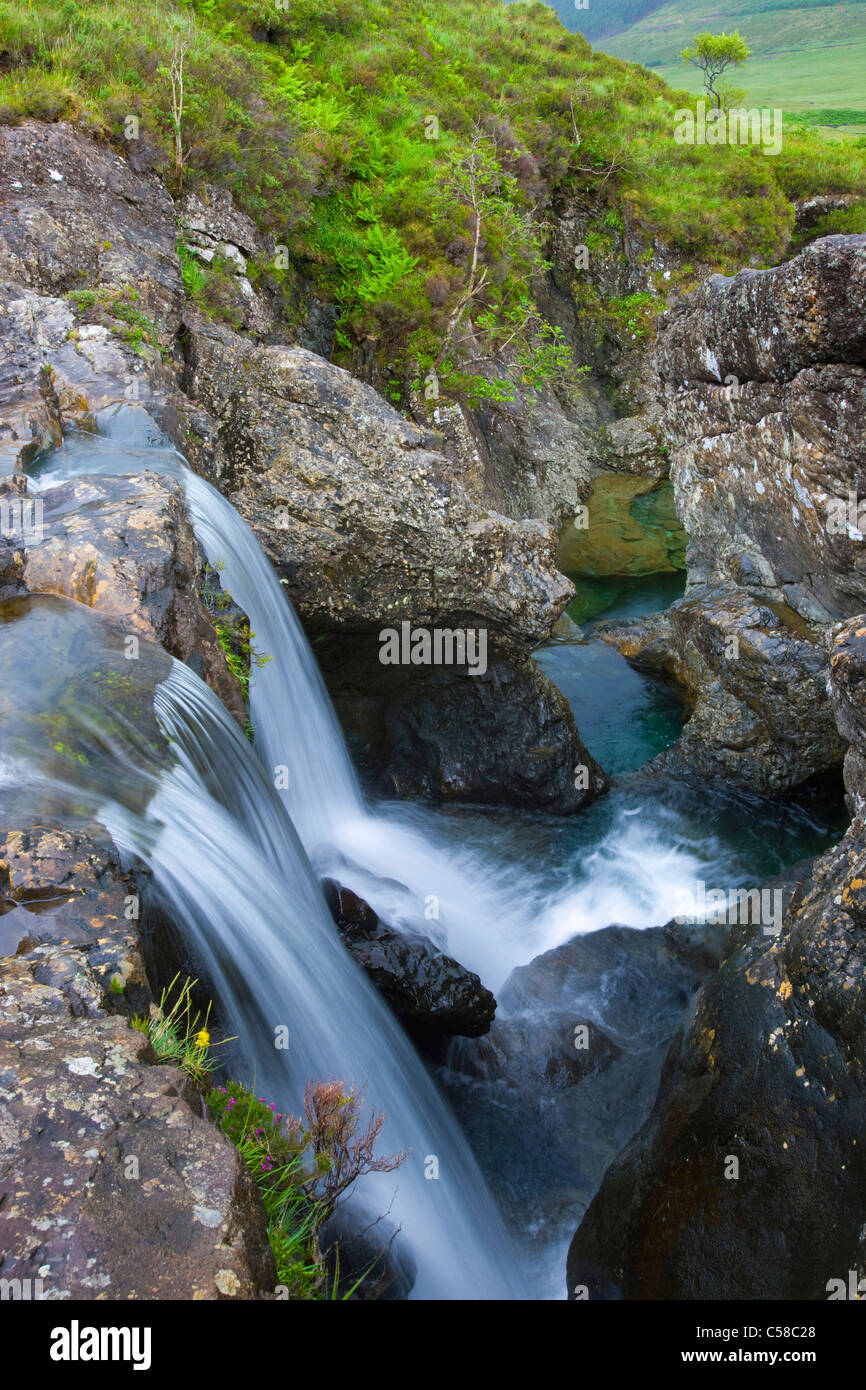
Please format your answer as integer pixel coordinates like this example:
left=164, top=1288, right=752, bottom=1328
left=658, top=235, right=866, bottom=623
left=567, top=619, right=866, bottom=1300
left=557, top=474, right=684, bottom=577
left=0, top=828, right=275, bottom=1300
left=607, top=235, right=866, bottom=792
left=318, top=638, right=607, bottom=811
left=323, top=881, right=496, bottom=1038
left=0, top=120, right=183, bottom=339
left=598, top=590, right=843, bottom=792
left=0, top=117, right=606, bottom=811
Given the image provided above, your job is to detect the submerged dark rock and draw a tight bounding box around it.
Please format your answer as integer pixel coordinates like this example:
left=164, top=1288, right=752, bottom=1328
left=441, top=920, right=730, bottom=1249
left=323, top=880, right=497, bottom=1038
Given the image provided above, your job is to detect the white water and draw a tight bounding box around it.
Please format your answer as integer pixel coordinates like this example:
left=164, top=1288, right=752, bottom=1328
left=24, top=406, right=835, bottom=1298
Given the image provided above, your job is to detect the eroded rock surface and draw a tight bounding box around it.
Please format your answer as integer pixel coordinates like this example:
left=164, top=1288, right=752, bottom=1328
left=613, top=235, right=866, bottom=792
left=0, top=829, right=275, bottom=1300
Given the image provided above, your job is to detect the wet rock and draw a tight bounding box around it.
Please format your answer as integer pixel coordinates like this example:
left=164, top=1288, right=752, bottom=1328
left=567, top=619, right=866, bottom=1299
left=15, top=470, right=246, bottom=725
left=0, top=476, right=26, bottom=598
left=319, top=638, right=607, bottom=812
left=599, top=588, right=843, bottom=792
left=0, top=829, right=275, bottom=1300
left=0, top=828, right=146, bottom=1011
left=320, top=1205, right=417, bottom=1301
left=322, top=880, right=497, bottom=1038
left=0, top=282, right=175, bottom=471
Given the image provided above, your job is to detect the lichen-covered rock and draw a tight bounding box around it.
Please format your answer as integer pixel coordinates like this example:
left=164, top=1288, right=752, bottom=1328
left=625, top=235, right=866, bottom=790
left=177, top=185, right=276, bottom=338
left=658, top=236, right=866, bottom=622
left=0, top=829, right=275, bottom=1300
left=182, top=316, right=574, bottom=648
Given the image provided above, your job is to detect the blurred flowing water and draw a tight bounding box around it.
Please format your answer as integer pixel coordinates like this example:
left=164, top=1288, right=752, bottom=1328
left=16, top=406, right=847, bottom=1298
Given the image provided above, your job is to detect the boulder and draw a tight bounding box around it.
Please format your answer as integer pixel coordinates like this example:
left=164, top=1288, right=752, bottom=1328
left=320, top=639, right=607, bottom=811
left=322, top=881, right=497, bottom=1038
left=182, top=316, right=574, bottom=648
left=598, top=588, right=843, bottom=792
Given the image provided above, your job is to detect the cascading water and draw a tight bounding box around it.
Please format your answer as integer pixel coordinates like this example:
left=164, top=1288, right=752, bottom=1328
left=0, top=596, right=522, bottom=1299
left=23, top=404, right=847, bottom=1296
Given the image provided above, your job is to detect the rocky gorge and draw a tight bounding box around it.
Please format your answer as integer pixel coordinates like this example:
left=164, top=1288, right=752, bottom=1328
left=0, top=91, right=864, bottom=1306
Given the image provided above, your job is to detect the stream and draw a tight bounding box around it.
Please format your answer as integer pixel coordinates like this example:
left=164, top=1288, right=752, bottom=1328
left=9, top=405, right=848, bottom=1299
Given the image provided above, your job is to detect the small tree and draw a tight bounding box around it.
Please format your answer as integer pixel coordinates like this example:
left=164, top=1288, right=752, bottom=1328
left=681, top=31, right=751, bottom=109
left=165, top=25, right=193, bottom=187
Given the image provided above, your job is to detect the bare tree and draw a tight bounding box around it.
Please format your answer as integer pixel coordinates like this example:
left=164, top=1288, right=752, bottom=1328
left=433, top=127, right=493, bottom=370
left=167, top=26, right=193, bottom=187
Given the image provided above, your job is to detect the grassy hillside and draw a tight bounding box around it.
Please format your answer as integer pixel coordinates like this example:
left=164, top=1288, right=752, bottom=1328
left=597, top=0, right=866, bottom=125
left=0, top=0, right=863, bottom=401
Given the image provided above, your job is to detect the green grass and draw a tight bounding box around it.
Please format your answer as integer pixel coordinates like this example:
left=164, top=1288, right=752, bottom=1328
left=0, top=0, right=864, bottom=393
left=134, top=977, right=404, bottom=1298
left=66, top=284, right=164, bottom=355
left=598, top=0, right=866, bottom=119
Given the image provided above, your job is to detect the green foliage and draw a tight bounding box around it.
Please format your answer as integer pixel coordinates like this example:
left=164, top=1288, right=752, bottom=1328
left=200, top=562, right=271, bottom=695
left=66, top=286, right=162, bottom=356
left=178, top=241, right=208, bottom=297
left=0, top=0, right=864, bottom=389
left=793, top=108, right=866, bottom=128
left=132, top=973, right=234, bottom=1083
left=209, top=1078, right=406, bottom=1299
left=131, top=976, right=402, bottom=1300
left=681, top=30, right=751, bottom=108
left=607, top=291, right=664, bottom=339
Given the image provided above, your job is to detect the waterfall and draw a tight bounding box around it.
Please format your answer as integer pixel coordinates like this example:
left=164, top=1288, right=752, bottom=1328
left=0, top=595, right=523, bottom=1299
left=21, top=405, right=838, bottom=1297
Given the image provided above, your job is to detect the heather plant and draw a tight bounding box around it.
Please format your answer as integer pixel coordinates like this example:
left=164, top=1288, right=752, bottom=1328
left=208, top=1078, right=408, bottom=1298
